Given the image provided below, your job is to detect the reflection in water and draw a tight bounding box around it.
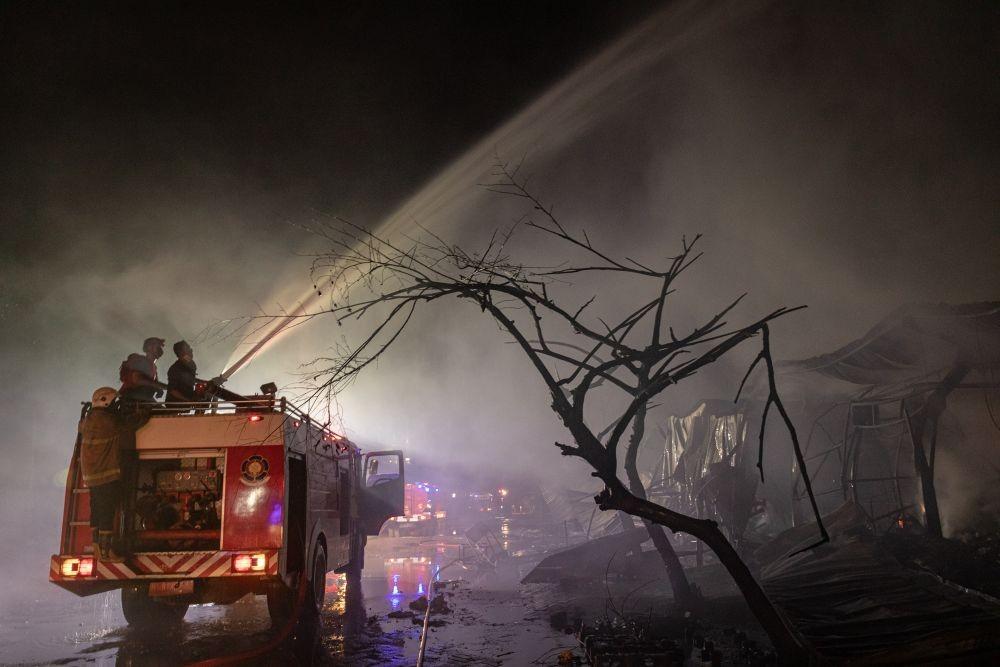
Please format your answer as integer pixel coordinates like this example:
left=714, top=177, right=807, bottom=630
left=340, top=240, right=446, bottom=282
left=114, top=595, right=271, bottom=666
left=325, top=571, right=345, bottom=608
left=107, top=576, right=370, bottom=666
left=46, top=535, right=493, bottom=666
left=384, top=556, right=432, bottom=600
left=295, top=567, right=367, bottom=664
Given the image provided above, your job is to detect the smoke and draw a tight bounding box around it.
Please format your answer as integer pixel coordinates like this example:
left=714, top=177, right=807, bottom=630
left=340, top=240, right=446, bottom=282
left=253, top=0, right=999, bottom=483
left=1, top=0, right=997, bottom=615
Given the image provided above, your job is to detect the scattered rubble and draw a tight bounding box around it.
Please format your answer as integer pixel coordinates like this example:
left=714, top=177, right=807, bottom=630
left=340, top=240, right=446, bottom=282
left=881, top=526, right=1000, bottom=599
left=407, top=593, right=452, bottom=615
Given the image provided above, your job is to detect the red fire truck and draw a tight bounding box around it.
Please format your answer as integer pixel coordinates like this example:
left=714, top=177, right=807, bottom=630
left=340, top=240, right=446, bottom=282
left=384, top=482, right=447, bottom=536
left=50, top=393, right=405, bottom=627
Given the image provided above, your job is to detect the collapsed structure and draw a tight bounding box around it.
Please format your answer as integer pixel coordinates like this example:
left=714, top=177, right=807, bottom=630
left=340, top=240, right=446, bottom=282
left=641, top=301, right=1000, bottom=550
left=782, top=301, right=1000, bottom=538
left=528, top=302, right=1000, bottom=662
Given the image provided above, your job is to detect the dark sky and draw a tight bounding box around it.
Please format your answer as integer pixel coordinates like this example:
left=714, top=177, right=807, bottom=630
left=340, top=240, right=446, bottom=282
left=0, top=1, right=658, bottom=263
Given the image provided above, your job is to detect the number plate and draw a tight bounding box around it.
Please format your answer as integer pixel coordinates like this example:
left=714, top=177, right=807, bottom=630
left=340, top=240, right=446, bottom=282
left=149, top=580, right=194, bottom=597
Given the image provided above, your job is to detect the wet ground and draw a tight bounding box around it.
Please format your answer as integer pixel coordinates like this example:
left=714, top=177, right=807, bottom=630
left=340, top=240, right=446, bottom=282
left=0, top=519, right=587, bottom=666
left=2, top=518, right=770, bottom=666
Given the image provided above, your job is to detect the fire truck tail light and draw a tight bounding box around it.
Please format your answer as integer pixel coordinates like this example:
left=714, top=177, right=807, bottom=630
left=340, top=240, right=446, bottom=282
left=248, top=414, right=263, bottom=422
left=61, top=557, right=93, bottom=577
left=232, top=553, right=267, bottom=572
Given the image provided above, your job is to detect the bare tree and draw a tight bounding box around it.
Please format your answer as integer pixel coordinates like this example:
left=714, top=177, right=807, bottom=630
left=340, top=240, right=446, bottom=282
left=620, top=369, right=698, bottom=606
left=295, top=166, right=825, bottom=659
left=547, top=340, right=696, bottom=610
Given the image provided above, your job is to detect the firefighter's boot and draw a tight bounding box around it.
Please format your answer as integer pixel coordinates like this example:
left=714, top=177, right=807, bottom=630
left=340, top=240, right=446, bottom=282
left=91, top=528, right=104, bottom=560
left=99, top=531, right=125, bottom=563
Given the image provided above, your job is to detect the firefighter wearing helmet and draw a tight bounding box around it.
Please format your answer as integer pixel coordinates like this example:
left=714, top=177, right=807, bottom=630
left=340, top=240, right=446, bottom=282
left=78, top=387, right=127, bottom=562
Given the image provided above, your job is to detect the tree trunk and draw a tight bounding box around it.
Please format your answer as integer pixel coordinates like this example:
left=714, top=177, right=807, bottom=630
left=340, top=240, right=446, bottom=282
left=905, top=409, right=943, bottom=538
left=903, top=363, right=969, bottom=538
left=623, top=400, right=697, bottom=609
left=596, top=482, right=810, bottom=663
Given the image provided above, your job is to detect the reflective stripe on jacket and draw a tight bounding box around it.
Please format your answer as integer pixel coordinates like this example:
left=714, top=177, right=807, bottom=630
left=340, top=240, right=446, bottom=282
left=79, top=408, right=122, bottom=486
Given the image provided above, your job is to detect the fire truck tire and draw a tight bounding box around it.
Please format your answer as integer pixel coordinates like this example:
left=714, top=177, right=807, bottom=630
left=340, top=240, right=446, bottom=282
left=266, top=582, right=296, bottom=626
left=347, top=531, right=364, bottom=575
left=120, top=585, right=189, bottom=627
left=266, top=581, right=295, bottom=626
left=266, top=542, right=326, bottom=626
left=307, top=542, right=328, bottom=616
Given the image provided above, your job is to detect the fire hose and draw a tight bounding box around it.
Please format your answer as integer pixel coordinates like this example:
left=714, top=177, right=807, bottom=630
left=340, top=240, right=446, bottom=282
left=183, top=568, right=310, bottom=667
left=415, top=576, right=435, bottom=667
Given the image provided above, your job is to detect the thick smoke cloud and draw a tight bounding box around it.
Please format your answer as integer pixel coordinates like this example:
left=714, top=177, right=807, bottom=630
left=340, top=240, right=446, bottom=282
left=295, top=0, right=998, bottom=488
left=1, top=0, right=996, bottom=610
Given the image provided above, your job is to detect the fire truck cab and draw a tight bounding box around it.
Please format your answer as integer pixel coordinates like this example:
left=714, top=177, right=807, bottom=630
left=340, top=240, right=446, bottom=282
left=50, top=394, right=404, bottom=627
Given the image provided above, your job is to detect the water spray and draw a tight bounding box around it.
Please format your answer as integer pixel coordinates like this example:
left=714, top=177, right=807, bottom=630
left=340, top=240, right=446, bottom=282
left=221, top=0, right=766, bottom=378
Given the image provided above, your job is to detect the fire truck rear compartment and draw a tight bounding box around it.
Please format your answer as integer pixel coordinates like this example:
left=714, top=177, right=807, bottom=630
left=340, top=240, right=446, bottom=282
left=132, top=454, right=224, bottom=551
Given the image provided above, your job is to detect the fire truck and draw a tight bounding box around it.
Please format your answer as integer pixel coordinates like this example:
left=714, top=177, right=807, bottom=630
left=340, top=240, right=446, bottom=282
left=50, top=392, right=405, bottom=627
left=384, top=482, right=446, bottom=536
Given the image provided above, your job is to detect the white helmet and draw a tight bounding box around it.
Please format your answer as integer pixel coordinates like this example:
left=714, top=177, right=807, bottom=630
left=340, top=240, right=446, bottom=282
left=91, top=387, right=118, bottom=408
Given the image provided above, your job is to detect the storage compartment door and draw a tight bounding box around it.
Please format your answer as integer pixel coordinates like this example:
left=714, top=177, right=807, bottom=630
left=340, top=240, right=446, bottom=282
left=221, top=445, right=285, bottom=550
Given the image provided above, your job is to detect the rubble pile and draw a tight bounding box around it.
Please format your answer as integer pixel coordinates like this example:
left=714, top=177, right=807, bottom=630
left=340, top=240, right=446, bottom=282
left=880, top=526, right=1000, bottom=599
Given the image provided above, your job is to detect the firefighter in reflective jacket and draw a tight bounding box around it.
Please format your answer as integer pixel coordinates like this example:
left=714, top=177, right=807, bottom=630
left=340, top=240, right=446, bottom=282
left=79, top=387, right=126, bottom=562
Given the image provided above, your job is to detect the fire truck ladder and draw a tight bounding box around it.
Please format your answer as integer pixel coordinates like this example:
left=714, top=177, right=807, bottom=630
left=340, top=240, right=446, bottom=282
left=61, top=437, right=95, bottom=555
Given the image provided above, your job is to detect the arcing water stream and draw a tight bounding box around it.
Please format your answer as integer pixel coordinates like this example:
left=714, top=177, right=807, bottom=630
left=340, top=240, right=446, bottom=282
left=221, top=0, right=769, bottom=385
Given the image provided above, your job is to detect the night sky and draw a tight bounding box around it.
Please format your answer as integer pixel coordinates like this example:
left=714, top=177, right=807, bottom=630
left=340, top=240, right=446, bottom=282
left=1, top=1, right=657, bottom=262
left=1, top=0, right=997, bottom=601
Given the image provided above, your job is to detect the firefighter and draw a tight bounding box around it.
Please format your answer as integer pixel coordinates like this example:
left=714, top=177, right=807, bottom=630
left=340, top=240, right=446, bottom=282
left=79, top=387, right=127, bottom=562
left=165, top=340, right=230, bottom=410
left=119, top=336, right=168, bottom=405
left=166, top=340, right=198, bottom=404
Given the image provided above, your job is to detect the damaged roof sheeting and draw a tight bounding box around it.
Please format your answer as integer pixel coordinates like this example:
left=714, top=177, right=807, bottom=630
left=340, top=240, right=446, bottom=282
left=780, top=301, right=1000, bottom=387
left=759, top=502, right=1000, bottom=662
left=652, top=400, right=768, bottom=550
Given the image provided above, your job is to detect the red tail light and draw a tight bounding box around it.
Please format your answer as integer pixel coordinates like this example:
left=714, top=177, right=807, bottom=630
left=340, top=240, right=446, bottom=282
left=232, top=553, right=266, bottom=572
left=248, top=414, right=263, bottom=422
left=61, top=557, right=94, bottom=577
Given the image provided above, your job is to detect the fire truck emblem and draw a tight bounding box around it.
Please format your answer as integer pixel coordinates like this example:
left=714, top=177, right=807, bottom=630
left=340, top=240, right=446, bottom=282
left=240, top=455, right=270, bottom=485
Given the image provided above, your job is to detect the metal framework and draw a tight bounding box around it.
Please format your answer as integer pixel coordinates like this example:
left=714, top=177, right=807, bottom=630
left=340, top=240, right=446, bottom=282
left=792, top=382, right=1000, bottom=534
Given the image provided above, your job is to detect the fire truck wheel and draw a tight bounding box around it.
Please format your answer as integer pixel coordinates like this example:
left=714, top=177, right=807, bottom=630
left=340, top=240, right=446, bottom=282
left=266, top=543, right=326, bottom=626
left=266, top=582, right=296, bottom=627
left=307, top=542, right=328, bottom=616
left=120, top=585, right=189, bottom=628
left=347, top=531, right=364, bottom=576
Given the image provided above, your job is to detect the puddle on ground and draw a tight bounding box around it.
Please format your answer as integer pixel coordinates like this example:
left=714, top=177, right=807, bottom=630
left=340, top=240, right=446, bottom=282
left=3, top=519, right=584, bottom=666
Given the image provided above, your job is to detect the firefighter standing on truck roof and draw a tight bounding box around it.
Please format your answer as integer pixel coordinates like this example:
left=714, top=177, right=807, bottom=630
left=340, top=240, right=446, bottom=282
left=165, top=340, right=229, bottom=409
left=79, top=387, right=127, bottom=562
left=166, top=340, right=198, bottom=403
left=119, top=336, right=168, bottom=404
